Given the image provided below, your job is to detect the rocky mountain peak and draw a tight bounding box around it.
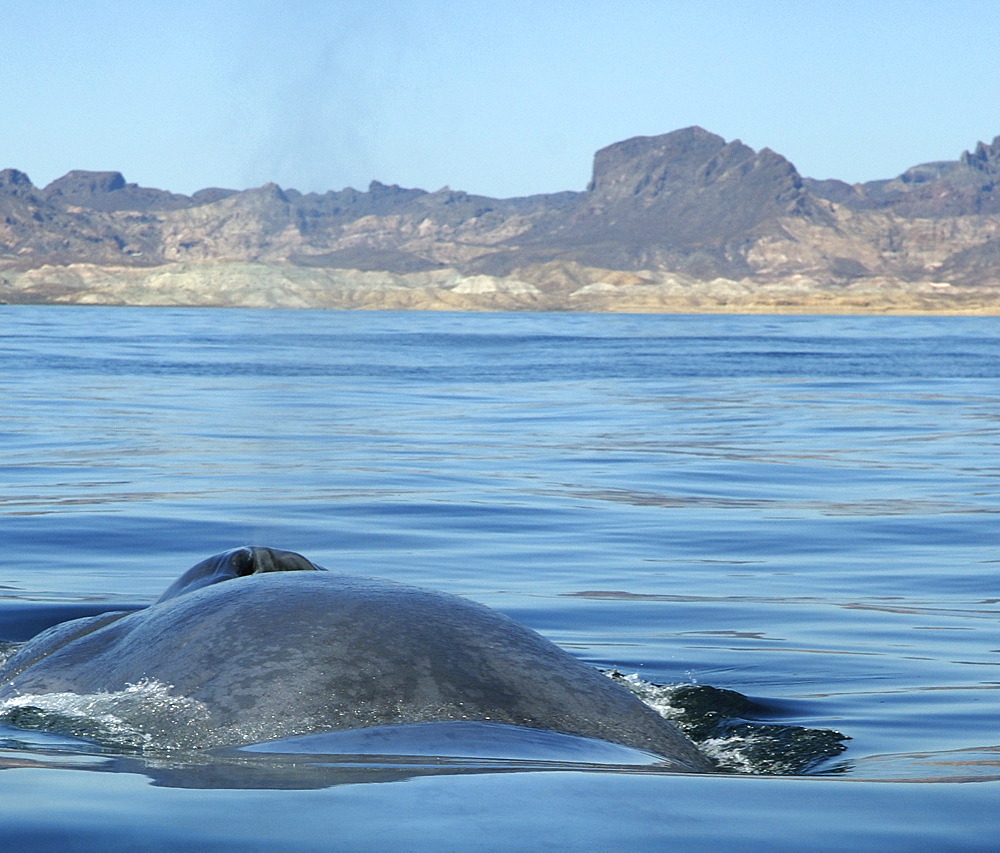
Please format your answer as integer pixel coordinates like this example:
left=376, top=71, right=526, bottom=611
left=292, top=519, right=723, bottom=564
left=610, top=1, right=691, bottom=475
left=190, top=187, right=239, bottom=205
left=0, top=168, right=37, bottom=198
left=40, top=170, right=194, bottom=213
left=44, top=170, right=127, bottom=199
left=807, top=136, right=1000, bottom=216
left=238, top=182, right=290, bottom=204
left=584, top=126, right=809, bottom=218
left=548, top=126, right=820, bottom=278
left=960, top=136, right=1000, bottom=172
left=587, top=126, right=735, bottom=198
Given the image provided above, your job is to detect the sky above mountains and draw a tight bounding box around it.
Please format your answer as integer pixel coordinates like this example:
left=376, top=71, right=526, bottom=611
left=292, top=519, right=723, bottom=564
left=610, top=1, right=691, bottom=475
left=4, top=1, right=998, bottom=199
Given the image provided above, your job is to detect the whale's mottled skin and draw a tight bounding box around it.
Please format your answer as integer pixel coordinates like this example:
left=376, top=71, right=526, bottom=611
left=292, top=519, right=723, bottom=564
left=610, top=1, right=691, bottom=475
left=0, top=548, right=712, bottom=771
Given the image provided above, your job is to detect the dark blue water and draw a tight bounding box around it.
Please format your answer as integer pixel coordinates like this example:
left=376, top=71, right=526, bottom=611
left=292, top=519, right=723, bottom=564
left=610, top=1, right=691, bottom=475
left=1, top=306, right=998, bottom=850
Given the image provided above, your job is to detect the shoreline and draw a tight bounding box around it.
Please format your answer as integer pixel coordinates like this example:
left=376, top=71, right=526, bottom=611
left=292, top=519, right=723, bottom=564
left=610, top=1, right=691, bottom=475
left=3, top=261, right=1000, bottom=316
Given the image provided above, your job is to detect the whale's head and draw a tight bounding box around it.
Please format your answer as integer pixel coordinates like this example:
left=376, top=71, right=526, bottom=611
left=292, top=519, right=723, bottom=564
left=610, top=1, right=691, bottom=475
left=156, top=547, right=326, bottom=603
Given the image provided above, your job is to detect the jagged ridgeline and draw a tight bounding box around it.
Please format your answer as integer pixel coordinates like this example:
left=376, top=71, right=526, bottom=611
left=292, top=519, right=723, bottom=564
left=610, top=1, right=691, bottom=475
left=3, top=127, right=1000, bottom=312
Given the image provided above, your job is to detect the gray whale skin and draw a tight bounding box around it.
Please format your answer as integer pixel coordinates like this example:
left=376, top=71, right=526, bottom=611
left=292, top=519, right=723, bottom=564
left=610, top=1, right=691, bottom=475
left=0, top=547, right=712, bottom=771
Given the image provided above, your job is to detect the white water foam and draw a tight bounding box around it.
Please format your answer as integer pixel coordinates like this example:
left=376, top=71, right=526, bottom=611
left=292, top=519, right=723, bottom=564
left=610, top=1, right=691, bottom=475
left=0, top=679, right=212, bottom=750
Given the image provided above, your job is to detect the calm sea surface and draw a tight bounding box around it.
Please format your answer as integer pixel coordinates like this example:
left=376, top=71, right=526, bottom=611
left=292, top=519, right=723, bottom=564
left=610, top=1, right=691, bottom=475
left=0, top=306, right=998, bottom=850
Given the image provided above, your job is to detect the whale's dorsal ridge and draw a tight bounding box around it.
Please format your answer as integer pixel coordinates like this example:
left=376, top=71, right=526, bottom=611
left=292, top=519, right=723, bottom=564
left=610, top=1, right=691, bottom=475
left=156, top=546, right=326, bottom=603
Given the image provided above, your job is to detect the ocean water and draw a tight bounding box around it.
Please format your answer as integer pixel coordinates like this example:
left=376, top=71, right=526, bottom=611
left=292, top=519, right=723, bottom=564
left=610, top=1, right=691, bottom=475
left=0, top=305, right=998, bottom=850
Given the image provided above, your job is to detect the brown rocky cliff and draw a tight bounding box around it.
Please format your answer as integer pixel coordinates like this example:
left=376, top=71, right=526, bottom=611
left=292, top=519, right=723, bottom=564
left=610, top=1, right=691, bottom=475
left=3, top=127, right=1000, bottom=311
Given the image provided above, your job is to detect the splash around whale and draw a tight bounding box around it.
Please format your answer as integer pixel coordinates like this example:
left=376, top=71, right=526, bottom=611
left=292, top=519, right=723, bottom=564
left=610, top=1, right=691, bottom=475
left=0, top=548, right=713, bottom=772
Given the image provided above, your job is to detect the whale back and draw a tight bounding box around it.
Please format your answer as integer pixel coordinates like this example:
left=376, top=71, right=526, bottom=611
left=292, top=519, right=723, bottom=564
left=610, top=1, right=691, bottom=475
left=0, top=552, right=713, bottom=771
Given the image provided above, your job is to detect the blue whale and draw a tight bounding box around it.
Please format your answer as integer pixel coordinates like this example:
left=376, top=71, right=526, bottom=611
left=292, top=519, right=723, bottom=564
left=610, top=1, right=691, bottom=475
left=0, top=547, right=712, bottom=772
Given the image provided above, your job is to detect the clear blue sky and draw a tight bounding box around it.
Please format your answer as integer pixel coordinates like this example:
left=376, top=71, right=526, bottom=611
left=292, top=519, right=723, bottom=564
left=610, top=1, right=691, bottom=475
left=3, top=0, right=998, bottom=198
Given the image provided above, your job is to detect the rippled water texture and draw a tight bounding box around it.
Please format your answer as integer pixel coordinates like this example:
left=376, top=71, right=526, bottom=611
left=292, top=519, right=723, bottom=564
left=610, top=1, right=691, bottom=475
left=1, top=307, right=998, bottom=849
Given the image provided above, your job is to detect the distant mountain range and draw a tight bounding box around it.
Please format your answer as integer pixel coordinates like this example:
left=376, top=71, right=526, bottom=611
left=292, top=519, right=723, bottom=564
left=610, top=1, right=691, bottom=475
left=3, top=127, right=1000, bottom=312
